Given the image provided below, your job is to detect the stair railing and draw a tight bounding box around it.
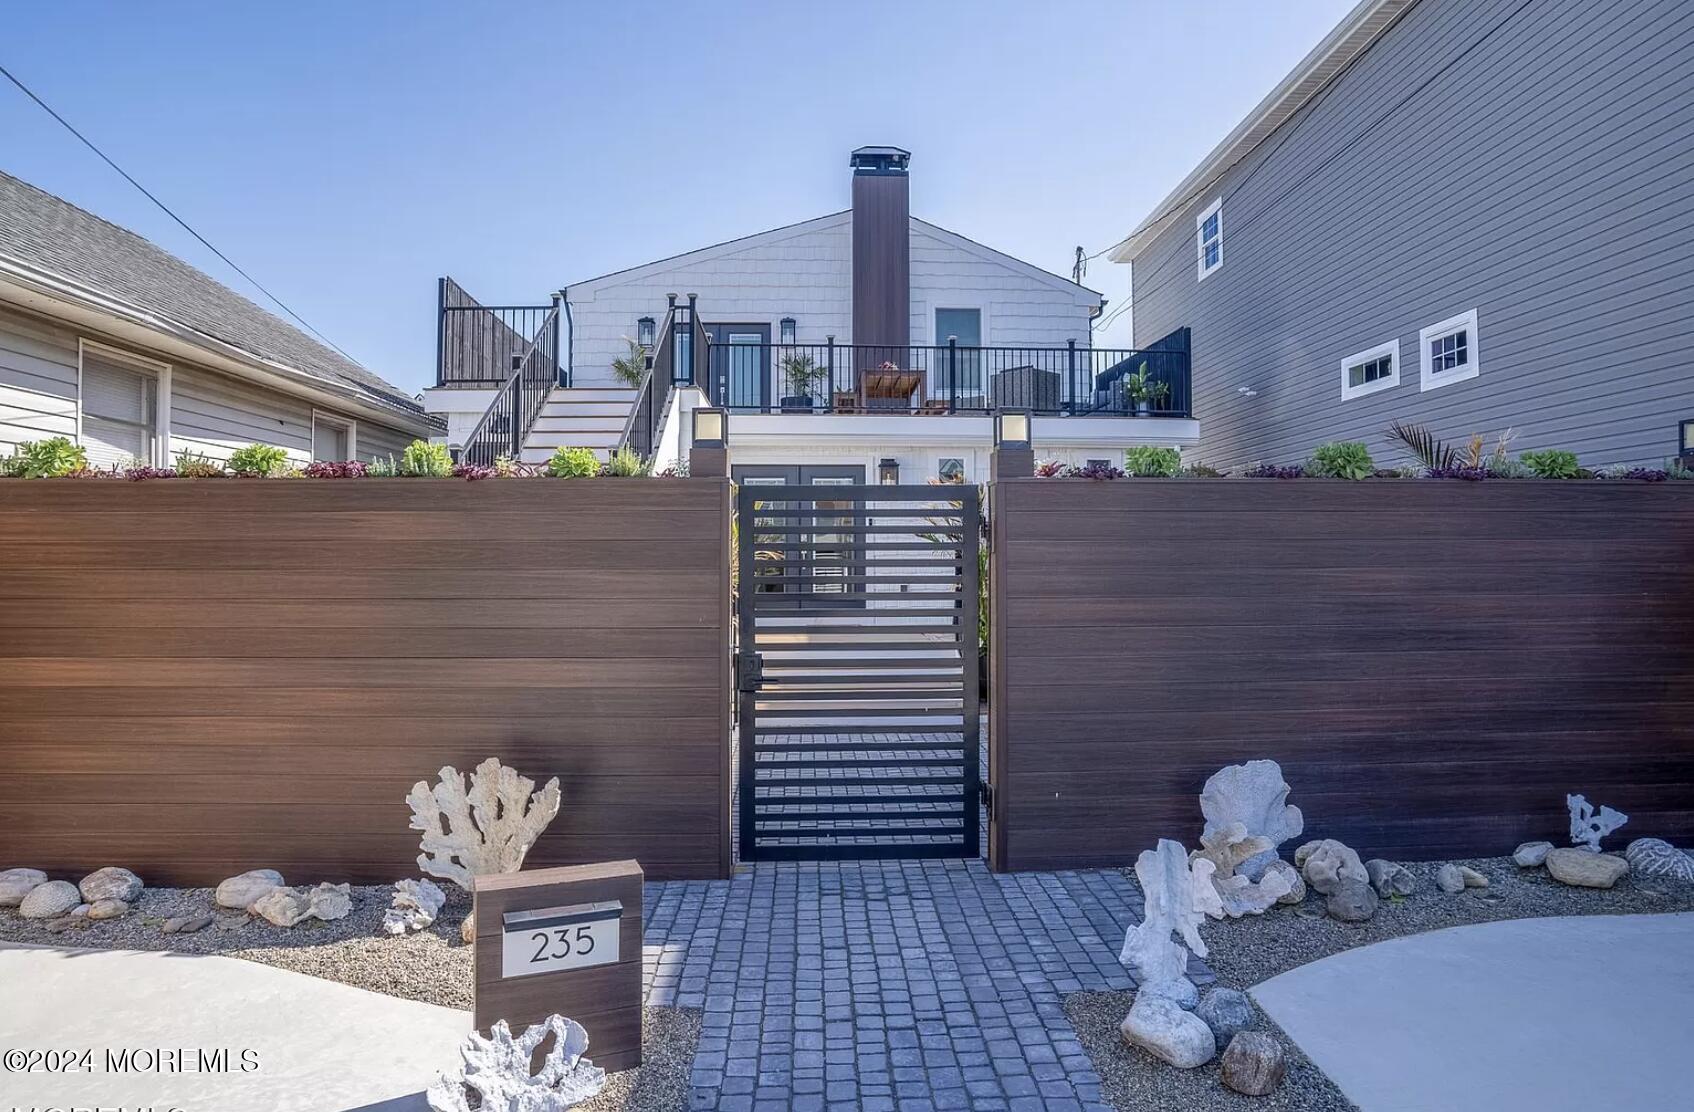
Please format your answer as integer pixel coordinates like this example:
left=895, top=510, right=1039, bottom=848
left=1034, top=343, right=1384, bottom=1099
left=457, top=302, right=561, bottom=467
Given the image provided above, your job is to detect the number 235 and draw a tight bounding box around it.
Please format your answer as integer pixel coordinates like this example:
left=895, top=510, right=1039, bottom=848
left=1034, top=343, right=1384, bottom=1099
left=530, top=926, right=595, bottom=963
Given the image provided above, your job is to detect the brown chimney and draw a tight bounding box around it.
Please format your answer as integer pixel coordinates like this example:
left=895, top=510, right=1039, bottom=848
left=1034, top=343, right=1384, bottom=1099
left=851, top=146, right=911, bottom=354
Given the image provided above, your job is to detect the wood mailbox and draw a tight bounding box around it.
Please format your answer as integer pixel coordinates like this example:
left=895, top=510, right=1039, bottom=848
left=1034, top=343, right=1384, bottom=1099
left=472, top=860, right=644, bottom=1072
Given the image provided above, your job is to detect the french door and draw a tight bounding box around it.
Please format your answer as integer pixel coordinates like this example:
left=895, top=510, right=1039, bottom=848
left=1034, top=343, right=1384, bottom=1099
left=733, top=465, right=866, bottom=610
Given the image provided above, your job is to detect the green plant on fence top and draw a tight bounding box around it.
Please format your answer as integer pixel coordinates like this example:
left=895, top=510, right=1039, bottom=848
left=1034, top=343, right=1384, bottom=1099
left=1123, top=445, right=1182, bottom=477
left=1519, top=448, right=1581, bottom=479
left=1307, top=441, right=1376, bottom=480
left=398, top=440, right=453, bottom=477
left=602, top=446, right=651, bottom=478
left=226, top=443, right=291, bottom=477
left=546, top=445, right=601, bottom=478
left=2, top=437, right=88, bottom=478
left=172, top=449, right=225, bottom=478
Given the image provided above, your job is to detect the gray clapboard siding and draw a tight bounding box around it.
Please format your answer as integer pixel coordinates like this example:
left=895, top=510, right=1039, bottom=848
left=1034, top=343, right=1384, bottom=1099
left=0, top=311, right=79, bottom=452
left=357, top=421, right=414, bottom=463
left=1130, top=0, right=1694, bottom=469
left=170, top=370, right=314, bottom=465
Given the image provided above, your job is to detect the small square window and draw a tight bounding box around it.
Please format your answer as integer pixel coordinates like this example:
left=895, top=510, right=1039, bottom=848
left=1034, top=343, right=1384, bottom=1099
left=1340, top=340, right=1400, bottom=400
left=937, top=458, right=965, bottom=484
left=1196, top=198, right=1223, bottom=281
left=1419, top=309, right=1480, bottom=391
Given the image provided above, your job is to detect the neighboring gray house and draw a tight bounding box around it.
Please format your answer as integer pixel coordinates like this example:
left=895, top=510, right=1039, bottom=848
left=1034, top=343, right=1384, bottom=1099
left=0, top=171, right=439, bottom=468
left=1112, top=0, right=1694, bottom=469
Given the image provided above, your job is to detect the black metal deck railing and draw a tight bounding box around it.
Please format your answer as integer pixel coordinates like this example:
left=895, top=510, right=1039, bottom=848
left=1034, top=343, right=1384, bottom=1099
left=689, top=328, right=1192, bottom=418
left=456, top=305, right=562, bottom=467
left=618, top=294, right=708, bottom=461
left=436, top=276, right=563, bottom=387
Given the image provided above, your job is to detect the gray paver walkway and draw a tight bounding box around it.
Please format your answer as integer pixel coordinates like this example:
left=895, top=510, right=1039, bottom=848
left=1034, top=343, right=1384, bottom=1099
left=640, top=860, right=1197, bottom=1111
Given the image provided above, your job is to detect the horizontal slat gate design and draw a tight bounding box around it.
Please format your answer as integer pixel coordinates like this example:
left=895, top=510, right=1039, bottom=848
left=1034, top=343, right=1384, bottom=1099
left=737, top=484, right=980, bottom=860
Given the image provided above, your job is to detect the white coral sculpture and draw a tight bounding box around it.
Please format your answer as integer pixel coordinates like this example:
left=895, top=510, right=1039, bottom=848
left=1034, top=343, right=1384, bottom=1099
left=383, top=877, right=448, bottom=935
left=1195, top=759, right=1304, bottom=917
left=1567, top=793, right=1628, bottom=853
left=1119, top=838, right=1222, bottom=990
left=407, top=758, right=562, bottom=891
left=427, top=1015, right=606, bottom=1112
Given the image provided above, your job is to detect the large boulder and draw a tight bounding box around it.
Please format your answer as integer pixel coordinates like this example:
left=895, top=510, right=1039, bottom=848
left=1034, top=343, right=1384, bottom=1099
left=1365, top=859, right=1416, bottom=898
left=1325, top=878, right=1379, bottom=922
left=79, top=867, right=143, bottom=905
left=19, top=880, right=81, bottom=920
left=1624, top=839, right=1694, bottom=883
left=1546, top=848, right=1629, bottom=889
left=0, top=868, right=47, bottom=907
left=1295, top=839, right=1368, bottom=895
left=1221, top=1031, right=1288, bottom=1096
left=1195, top=988, right=1255, bottom=1047
left=1120, top=994, right=1216, bottom=1069
left=216, top=869, right=284, bottom=910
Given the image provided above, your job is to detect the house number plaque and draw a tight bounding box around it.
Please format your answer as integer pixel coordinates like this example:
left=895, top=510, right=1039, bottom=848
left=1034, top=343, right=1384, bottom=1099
left=501, top=900, right=621, bottom=978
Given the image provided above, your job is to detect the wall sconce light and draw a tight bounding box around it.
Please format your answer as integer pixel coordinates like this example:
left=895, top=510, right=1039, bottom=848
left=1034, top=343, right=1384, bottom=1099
left=637, top=317, right=655, bottom=348
left=692, top=406, right=728, bottom=449
left=994, top=410, right=1031, bottom=450
left=779, top=317, right=796, bottom=345
left=878, top=458, right=900, bottom=485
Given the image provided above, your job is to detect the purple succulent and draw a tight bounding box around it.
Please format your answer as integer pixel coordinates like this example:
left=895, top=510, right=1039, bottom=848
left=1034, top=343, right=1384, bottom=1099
left=1623, top=468, right=1670, bottom=482
left=1244, top=463, right=1305, bottom=479
left=1425, top=466, right=1490, bottom=480
left=451, top=463, right=497, bottom=481
left=122, top=466, right=177, bottom=481
left=303, top=460, right=369, bottom=478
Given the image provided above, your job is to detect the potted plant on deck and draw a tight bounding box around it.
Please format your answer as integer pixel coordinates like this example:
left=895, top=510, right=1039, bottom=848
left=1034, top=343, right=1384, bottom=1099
left=1124, top=362, right=1171, bottom=417
left=780, top=352, right=824, bottom=413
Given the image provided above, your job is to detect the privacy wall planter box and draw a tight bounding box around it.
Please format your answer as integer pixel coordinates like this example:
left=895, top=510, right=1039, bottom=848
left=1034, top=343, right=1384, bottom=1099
left=0, top=480, right=733, bottom=884
left=986, top=479, right=1694, bottom=872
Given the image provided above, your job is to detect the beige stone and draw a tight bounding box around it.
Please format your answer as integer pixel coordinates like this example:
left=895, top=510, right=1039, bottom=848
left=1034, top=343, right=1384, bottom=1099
left=1545, top=847, right=1629, bottom=889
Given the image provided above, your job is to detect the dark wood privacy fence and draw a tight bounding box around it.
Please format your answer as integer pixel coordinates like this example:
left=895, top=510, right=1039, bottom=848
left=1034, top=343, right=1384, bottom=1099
left=0, top=480, right=732, bottom=885
left=987, top=479, right=1694, bottom=872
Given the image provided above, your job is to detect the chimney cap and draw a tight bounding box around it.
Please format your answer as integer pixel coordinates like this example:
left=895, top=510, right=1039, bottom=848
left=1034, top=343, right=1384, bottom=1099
left=851, top=146, right=910, bottom=175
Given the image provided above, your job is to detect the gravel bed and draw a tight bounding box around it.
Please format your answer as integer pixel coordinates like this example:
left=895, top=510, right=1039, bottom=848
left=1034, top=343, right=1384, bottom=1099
left=1069, top=853, right=1694, bottom=1111
left=0, top=883, right=701, bottom=1109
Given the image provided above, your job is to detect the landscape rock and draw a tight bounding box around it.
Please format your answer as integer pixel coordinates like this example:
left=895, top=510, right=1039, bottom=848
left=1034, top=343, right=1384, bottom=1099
left=250, top=882, right=353, bottom=928
left=1624, top=839, right=1694, bottom=883
left=42, top=916, right=87, bottom=934
left=1295, top=839, right=1369, bottom=895
left=1221, top=1031, right=1288, bottom=1096
left=408, top=758, right=562, bottom=891
left=163, top=914, right=214, bottom=934
left=427, top=1015, right=606, bottom=1112
left=1365, top=859, right=1417, bottom=898
left=1210, top=860, right=1295, bottom=918
left=1457, top=865, right=1490, bottom=888
left=1546, top=847, right=1629, bottom=889
left=1119, top=994, right=1216, bottom=1069
left=1567, top=793, right=1627, bottom=852
left=216, top=869, right=284, bottom=910
left=1513, top=841, right=1553, bottom=868
left=461, top=917, right=475, bottom=944
left=78, top=867, right=142, bottom=905
left=1265, top=859, right=1306, bottom=905
left=87, top=898, right=129, bottom=920
left=383, top=878, right=448, bottom=935
left=71, top=903, right=91, bottom=918
left=1195, top=988, right=1255, bottom=1046
left=19, top=880, right=80, bottom=920
left=1137, top=976, right=1199, bottom=1010
left=0, top=868, right=47, bottom=907
left=1435, top=863, right=1467, bottom=893
left=1325, top=878, right=1379, bottom=922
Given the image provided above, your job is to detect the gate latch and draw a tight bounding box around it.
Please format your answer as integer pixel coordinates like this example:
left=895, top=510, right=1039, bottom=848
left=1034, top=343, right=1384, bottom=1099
left=738, top=651, right=764, bottom=692
left=979, top=782, right=994, bottom=818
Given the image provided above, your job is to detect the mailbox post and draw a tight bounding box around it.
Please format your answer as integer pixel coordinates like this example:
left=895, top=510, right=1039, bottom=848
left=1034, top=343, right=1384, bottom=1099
left=472, top=860, right=644, bottom=1071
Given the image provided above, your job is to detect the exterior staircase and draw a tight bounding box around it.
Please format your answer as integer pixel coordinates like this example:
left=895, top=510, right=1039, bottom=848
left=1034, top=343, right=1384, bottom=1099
left=519, top=386, right=637, bottom=464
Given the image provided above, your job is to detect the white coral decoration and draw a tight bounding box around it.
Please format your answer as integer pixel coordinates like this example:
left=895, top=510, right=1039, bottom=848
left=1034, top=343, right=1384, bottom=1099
left=427, top=1015, right=606, bottom=1112
left=1567, top=793, right=1628, bottom=853
left=407, top=758, right=562, bottom=891
left=383, top=878, right=448, bottom=935
left=1200, top=760, right=1303, bottom=849
left=1119, top=839, right=1221, bottom=987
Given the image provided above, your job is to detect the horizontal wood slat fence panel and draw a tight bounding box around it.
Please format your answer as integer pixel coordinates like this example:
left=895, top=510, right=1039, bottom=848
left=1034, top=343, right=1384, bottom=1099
left=0, top=479, right=733, bottom=884
left=987, top=479, right=1694, bottom=872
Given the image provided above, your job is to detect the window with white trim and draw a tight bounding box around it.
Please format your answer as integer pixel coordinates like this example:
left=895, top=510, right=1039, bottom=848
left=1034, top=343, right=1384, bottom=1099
left=81, top=345, right=163, bottom=469
left=1196, top=198, right=1223, bottom=281
left=1340, top=339, right=1400, bottom=400
left=312, top=412, right=357, bottom=461
left=1419, top=309, right=1480, bottom=391
left=937, top=457, right=965, bottom=484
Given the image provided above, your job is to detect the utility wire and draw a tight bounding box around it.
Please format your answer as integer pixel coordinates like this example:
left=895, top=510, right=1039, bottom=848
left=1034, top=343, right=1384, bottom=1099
left=0, top=60, right=360, bottom=364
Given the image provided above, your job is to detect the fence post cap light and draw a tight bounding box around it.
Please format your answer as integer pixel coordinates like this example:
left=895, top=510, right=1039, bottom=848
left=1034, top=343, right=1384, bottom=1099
left=692, top=406, right=727, bottom=448
left=878, top=458, right=900, bottom=485
left=995, top=410, right=1031, bottom=448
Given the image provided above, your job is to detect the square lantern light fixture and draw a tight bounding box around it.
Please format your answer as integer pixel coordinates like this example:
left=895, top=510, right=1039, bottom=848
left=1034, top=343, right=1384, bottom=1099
left=878, top=458, right=900, bottom=485
left=994, top=410, right=1031, bottom=449
left=637, top=316, right=656, bottom=348
left=692, top=406, right=728, bottom=449
left=779, top=317, right=796, bottom=345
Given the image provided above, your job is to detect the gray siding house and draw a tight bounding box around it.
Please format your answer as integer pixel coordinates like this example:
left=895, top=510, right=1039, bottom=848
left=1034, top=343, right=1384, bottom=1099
left=1112, top=0, right=1694, bottom=470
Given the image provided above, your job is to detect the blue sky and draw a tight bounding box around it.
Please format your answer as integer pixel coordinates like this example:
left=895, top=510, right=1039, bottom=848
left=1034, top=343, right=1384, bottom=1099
left=1, top=1, right=1354, bottom=394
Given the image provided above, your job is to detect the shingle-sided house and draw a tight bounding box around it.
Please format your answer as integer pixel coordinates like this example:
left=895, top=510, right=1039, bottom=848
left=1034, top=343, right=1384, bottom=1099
left=1111, top=0, right=1694, bottom=469
left=425, top=147, right=1199, bottom=485
left=0, top=171, right=439, bottom=468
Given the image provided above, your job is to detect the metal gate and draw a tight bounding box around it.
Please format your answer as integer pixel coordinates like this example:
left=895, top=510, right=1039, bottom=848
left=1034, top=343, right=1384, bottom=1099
left=736, top=483, right=981, bottom=861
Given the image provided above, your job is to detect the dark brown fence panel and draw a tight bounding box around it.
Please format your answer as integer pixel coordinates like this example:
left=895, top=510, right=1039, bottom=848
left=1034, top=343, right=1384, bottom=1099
left=988, top=479, right=1694, bottom=872
left=0, top=479, right=733, bottom=884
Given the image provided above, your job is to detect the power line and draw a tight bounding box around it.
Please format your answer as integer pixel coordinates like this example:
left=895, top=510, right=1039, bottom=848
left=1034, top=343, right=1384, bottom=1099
left=0, top=60, right=360, bottom=364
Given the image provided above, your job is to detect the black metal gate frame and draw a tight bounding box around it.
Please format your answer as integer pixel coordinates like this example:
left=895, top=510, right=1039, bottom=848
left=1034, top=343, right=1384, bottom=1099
left=736, top=483, right=981, bottom=861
